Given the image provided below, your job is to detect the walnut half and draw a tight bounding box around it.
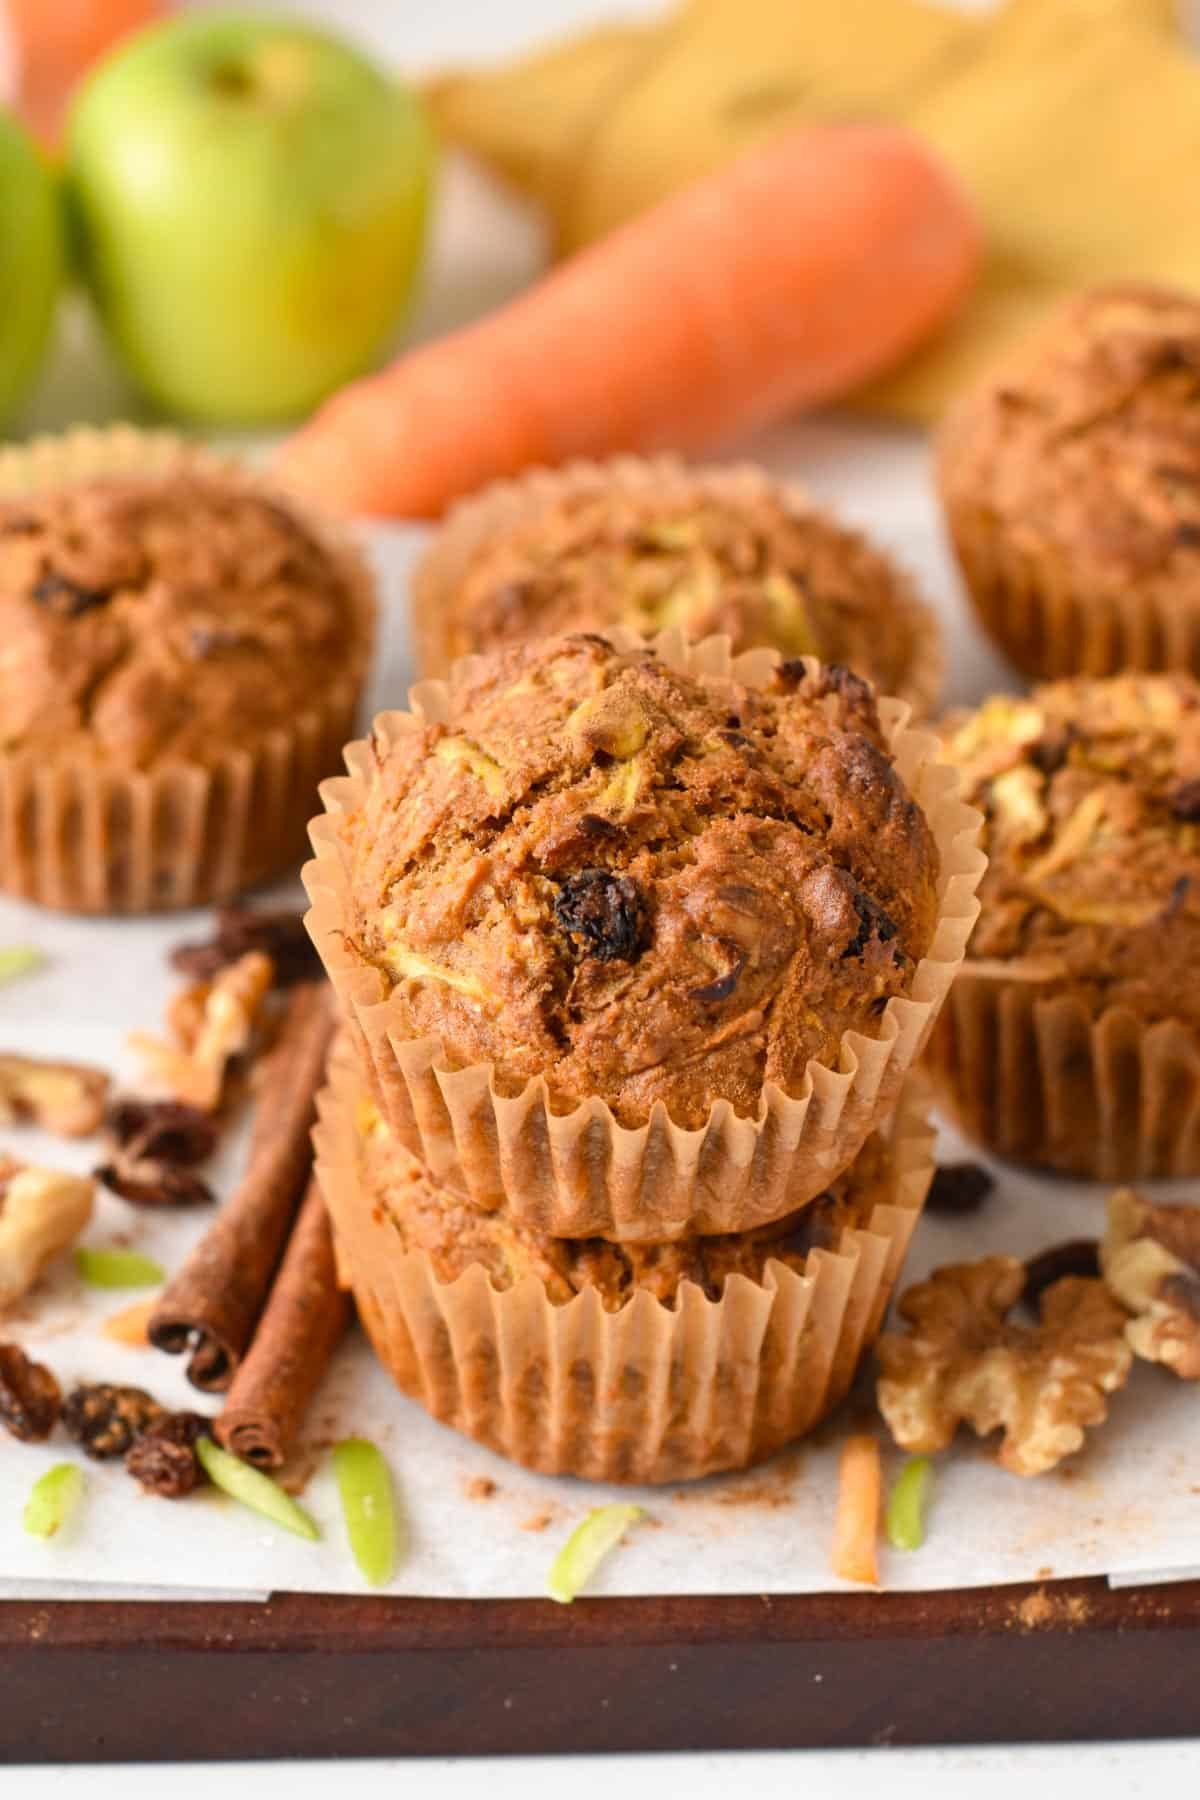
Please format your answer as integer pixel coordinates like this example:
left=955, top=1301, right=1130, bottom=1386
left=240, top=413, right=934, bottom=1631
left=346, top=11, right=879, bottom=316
left=876, top=1256, right=1132, bottom=1477
left=1102, top=1189, right=1200, bottom=1380
left=0, top=1161, right=94, bottom=1311
left=0, top=1054, right=109, bottom=1137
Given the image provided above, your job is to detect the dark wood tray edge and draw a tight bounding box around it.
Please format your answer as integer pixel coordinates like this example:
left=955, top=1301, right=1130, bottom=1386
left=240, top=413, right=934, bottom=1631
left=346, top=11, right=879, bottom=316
left=4, top=1576, right=1200, bottom=1761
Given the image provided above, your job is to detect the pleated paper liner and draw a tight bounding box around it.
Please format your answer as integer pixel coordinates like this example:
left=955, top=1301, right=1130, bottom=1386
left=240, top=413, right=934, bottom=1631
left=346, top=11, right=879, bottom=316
left=313, top=1051, right=936, bottom=1485
left=410, top=454, right=944, bottom=717
left=0, top=425, right=377, bottom=913
left=939, top=447, right=1200, bottom=683
left=303, top=630, right=984, bottom=1241
left=926, top=965, right=1200, bottom=1180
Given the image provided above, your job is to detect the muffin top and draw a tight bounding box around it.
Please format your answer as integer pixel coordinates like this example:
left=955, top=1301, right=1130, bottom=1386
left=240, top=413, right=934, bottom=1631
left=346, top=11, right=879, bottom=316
left=340, top=633, right=940, bottom=1130
left=0, top=473, right=362, bottom=767
left=354, top=1088, right=890, bottom=1309
left=943, top=674, right=1200, bottom=1021
left=430, top=486, right=932, bottom=704
left=939, top=283, right=1200, bottom=592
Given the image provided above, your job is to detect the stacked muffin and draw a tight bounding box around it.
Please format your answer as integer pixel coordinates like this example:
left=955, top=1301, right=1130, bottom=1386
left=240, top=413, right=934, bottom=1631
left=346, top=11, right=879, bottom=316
left=934, top=282, right=1200, bottom=1178
left=308, top=630, right=983, bottom=1482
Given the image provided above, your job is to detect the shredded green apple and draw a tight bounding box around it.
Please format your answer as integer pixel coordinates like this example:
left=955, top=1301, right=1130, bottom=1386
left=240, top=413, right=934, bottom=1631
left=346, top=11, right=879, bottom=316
left=886, top=1455, right=935, bottom=1552
left=546, top=1503, right=644, bottom=1604
left=74, top=1247, right=165, bottom=1289
left=333, top=1437, right=398, bottom=1587
left=24, top=1464, right=85, bottom=1539
left=195, top=1437, right=319, bottom=1541
left=0, top=947, right=44, bottom=985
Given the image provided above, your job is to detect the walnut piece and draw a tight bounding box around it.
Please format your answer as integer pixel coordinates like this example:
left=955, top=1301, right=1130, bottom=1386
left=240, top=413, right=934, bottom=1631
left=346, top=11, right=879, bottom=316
left=0, top=1054, right=109, bottom=1137
left=129, top=950, right=274, bottom=1111
left=876, top=1256, right=1132, bottom=1476
left=1102, top=1189, right=1200, bottom=1379
left=0, top=1162, right=94, bottom=1311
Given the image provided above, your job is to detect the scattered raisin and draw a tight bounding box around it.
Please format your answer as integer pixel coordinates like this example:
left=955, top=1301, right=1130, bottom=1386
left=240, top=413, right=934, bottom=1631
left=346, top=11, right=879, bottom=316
left=169, top=906, right=319, bottom=987
left=62, top=1383, right=166, bottom=1459
left=1169, top=778, right=1200, bottom=822
left=1174, top=522, right=1200, bottom=550
left=926, top=1162, right=995, bottom=1216
left=555, top=870, right=650, bottom=963
left=95, top=1160, right=215, bottom=1208
left=1022, top=1240, right=1101, bottom=1312
left=0, top=1343, right=61, bottom=1442
left=31, top=572, right=111, bottom=617
left=125, top=1411, right=211, bottom=1499
left=104, top=1098, right=219, bottom=1167
left=841, top=887, right=900, bottom=960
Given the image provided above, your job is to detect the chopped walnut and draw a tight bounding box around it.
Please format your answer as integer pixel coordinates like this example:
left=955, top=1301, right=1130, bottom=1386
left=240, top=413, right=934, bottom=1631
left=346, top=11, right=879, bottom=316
left=0, top=1163, right=94, bottom=1311
left=0, top=1054, right=109, bottom=1137
left=1102, top=1189, right=1200, bottom=1379
left=129, top=950, right=274, bottom=1110
left=876, top=1257, right=1132, bottom=1476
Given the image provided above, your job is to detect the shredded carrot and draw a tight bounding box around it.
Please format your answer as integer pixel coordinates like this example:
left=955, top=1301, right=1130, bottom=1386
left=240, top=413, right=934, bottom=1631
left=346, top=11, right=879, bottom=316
left=275, top=121, right=979, bottom=519
left=100, top=1297, right=158, bottom=1346
left=831, top=1434, right=882, bottom=1587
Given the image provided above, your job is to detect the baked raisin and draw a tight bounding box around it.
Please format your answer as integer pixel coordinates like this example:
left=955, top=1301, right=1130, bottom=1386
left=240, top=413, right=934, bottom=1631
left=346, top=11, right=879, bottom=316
left=104, top=1098, right=219, bottom=1167
left=555, top=870, right=650, bottom=963
left=31, top=572, right=110, bottom=617
left=842, top=887, right=900, bottom=960
left=1022, top=1240, right=1101, bottom=1311
left=169, top=906, right=319, bottom=987
left=926, top=1162, right=995, bottom=1216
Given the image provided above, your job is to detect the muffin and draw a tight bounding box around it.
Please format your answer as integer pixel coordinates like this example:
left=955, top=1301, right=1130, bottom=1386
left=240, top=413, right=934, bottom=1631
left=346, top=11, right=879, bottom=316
left=928, top=674, right=1200, bottom=1177
left=938, top=282, right=1200, bottom=681
left=314, top=1046, right=936, bottom=1483
left=305, top=629, right=984, bottom=1239
left=413, top=457, right=941, bottom=713
left=0, top=427, right=375, bottom=913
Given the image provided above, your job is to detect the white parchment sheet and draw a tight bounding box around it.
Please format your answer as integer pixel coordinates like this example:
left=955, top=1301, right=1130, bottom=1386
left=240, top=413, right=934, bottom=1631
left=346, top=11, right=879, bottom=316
left=0, top=432, right=1196, bottom=1601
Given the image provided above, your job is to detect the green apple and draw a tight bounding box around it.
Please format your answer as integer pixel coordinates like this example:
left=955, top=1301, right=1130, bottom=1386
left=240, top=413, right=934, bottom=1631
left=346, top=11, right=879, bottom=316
left=0, top=107, right=63, bottom=429
left=65, top=10, right=433, bottom=425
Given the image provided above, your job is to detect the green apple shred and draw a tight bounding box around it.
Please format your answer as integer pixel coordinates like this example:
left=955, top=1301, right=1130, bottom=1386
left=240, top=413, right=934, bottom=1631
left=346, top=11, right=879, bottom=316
left=0, top=946, right=44, bottom=984
left=74, top=1247, right=165, bottom=1289
left=886, top=1456, right=935, bottom=1552
left=195, top=1438, right=319, bottom=1541
left=24, top=1464, right=85, bottom=1539
left=546, top=1504, right=644, bottom=1604
left=333, top=1437, right=398, bottom=1587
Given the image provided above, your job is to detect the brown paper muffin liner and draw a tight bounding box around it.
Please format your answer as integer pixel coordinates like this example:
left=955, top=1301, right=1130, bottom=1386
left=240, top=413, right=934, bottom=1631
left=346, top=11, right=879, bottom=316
left=411, top=454, right=943, bottom=717
left=304, top=630, right=984, bottom=1240
left=939, top=479, right=1199, bottom=684
left=926, top=969, right=1200, bottom=1180
left=313, top=1055, right=936, bottom=1484
left=0, top=425, right=376, bottom=914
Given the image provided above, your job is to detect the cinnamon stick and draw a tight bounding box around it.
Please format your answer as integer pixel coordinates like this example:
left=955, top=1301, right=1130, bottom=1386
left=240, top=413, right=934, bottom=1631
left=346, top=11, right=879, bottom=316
left=148, top=983, right=334, bottom=1391
left=215, top=1179, right=350, bottom=1468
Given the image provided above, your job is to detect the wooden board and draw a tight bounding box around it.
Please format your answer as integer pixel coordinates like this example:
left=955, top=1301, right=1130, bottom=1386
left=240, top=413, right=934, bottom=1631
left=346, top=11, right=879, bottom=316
left=3, top=1577, right=1199, bottom=1761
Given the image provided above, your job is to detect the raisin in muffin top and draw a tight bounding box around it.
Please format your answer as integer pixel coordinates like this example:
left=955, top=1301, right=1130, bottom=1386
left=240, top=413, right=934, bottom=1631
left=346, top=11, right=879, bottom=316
left=353, top=1085, right=891, bottom=1308
left=0, top=473, right=361, bottom=767
left=942, top=675, right=1200, bottom=1023
left=339, top=633, right=940, bottom=1130
left=423, top=485, right=935, bottom=707
left=938, top=283, right=1200, bottom=597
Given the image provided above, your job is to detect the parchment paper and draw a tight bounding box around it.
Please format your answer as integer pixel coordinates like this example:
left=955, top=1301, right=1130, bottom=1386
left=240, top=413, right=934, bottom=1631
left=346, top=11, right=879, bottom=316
left=0, top=443, right=1196, bottom=1602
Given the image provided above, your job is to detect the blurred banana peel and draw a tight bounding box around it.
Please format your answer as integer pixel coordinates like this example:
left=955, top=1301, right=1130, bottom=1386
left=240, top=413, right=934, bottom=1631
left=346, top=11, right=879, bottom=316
left=427, top=0, right=1197, bottom=421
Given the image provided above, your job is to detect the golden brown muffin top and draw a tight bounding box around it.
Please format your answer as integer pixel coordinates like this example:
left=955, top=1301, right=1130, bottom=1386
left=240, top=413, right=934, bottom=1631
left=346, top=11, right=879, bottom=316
left=340, top=633, right=940, bottom=1130
left=943, top=675, right=1200, bottom=1022
left=0, top=474, right=360, bottom=768
left=354, top=1090, right=889, bottom=1307
left=939, top=283, right=1200, bottom=591
left=433, top=487, right=930, bottom=702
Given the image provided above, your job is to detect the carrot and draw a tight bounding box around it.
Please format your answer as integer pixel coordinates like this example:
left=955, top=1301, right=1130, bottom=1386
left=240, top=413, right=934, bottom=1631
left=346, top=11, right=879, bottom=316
left=274, top=122, right=979, bottom=519
left=831, top=1433, right=882, bottom=1587
left=100, top=1296, right=158, bottom=1347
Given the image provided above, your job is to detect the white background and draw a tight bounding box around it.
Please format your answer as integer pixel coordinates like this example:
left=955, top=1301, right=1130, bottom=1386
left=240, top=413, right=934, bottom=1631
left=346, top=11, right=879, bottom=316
left=8, top=0, right=1200, bottom=1789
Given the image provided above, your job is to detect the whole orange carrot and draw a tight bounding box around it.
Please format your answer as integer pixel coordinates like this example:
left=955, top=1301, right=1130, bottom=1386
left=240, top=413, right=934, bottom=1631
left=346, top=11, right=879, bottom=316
left=274, top=122, right=979, bottom=519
